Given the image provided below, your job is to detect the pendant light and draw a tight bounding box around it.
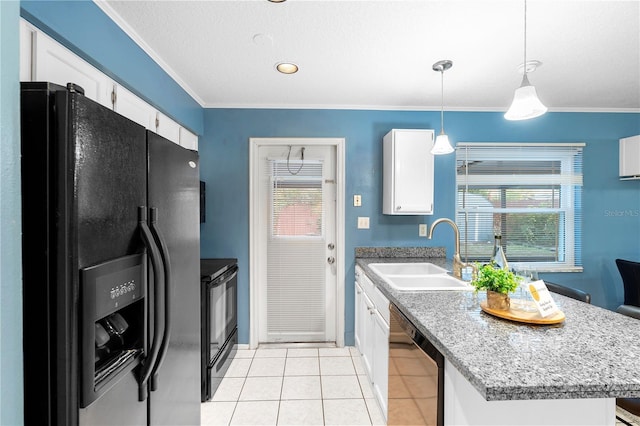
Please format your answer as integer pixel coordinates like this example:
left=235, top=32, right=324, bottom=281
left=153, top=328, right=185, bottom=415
left=504, top=0, right=547, bottom=120
left=431, top=60, right=454, bottom=155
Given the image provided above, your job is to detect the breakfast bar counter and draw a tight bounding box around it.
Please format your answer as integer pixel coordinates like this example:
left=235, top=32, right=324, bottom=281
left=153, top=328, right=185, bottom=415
left=355, top=248, right=640, bottom=425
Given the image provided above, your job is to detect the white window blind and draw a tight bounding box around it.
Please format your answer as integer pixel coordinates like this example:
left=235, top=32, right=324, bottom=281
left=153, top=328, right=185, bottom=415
left=266, top=159, right=327, bottom=338
left=456, top=143, right=584, bottom=272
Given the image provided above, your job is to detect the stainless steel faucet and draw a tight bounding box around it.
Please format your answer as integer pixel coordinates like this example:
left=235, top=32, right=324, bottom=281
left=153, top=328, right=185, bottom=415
left=427, top=218, right=465, bottom=279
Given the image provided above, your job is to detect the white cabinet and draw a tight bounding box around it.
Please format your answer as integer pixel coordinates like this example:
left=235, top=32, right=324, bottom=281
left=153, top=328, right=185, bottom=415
left=156, top=112, right=181, bottom=144
left=113, top=85, right=157, bottom=131
left=20, top=19, right=199, bottom=150
left=355, top=272, right=374, bottom=375
left=620, top=135, right=640, bottom=180
left=179, top=127, right=199, bottom=151
left=371, top=307, right=389, bottom=415
left=354, top=278, right=365, bottom=352
left=383, top=129, right=435, bottom=215
left=20, top=20, right=33, bottom=81
left=361, top=289, right=375, bottom=376
left=32, top=26, right=113, bottom=109
left=354, top=266, right=389, bottom=419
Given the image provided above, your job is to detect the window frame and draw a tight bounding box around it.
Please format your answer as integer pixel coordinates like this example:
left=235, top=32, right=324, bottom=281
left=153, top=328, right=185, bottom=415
left=456, top=143, right=584, bottom=272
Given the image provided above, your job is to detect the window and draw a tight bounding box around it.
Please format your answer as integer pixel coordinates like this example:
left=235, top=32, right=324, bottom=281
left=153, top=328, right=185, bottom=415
left=456, top=143, right=584, bottom=272
left=270, top=159, right=324, bottom=238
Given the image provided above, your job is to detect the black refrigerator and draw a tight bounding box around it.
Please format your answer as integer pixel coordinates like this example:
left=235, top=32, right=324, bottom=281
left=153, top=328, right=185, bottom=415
left=20, top=82, right=201, bottom=426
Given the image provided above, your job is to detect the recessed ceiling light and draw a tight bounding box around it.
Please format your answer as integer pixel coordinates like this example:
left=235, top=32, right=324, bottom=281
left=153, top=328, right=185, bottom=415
left=276, top=62, right=299, bottom=74
left=268, top=0, right=287, bottom=3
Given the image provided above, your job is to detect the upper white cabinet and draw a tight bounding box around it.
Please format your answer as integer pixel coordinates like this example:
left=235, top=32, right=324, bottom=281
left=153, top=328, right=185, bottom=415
left=383, top=129, right=435, bottom=215
left=620, top=135, right=640, bottom=180
left=20, top=20, right=33, bottom=81
left=179, top=127, right=199, bottom=151
left=155, top=112, right=181, bottom=144
left=20, top=19, right=198, bottom=150
left=113, top=85, right=157, bottom=131
left=31, top=25, right=113, bottom=109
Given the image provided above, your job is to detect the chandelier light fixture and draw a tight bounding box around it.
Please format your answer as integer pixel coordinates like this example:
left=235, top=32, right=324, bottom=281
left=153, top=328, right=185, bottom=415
left=504, top=0, right=548, bottom=120
left=431, top=59, right=454, bottom=155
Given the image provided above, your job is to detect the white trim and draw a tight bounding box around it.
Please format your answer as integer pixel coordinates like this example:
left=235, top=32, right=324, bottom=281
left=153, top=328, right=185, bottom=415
left=249, top=138, right=345, bottom=349
left=200, top=103, right=640, bottom=113
left=457, top=142, right=586, bottom=147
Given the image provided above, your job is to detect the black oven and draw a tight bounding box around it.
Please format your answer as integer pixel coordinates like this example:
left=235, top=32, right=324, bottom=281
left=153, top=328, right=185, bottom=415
left=201, top=259, right=238, bottom=401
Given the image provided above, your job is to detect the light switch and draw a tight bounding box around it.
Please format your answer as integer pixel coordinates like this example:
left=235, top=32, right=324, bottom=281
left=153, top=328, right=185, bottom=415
left=353, top=195, right=362, bottom=207
left=357, top=217, right=370, bottom=229
left=419, top=224, right=427, bottom=237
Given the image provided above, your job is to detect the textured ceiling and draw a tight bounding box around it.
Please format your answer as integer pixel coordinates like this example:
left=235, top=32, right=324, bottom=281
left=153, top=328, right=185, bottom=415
left=100, top=0, right=640, bottom=112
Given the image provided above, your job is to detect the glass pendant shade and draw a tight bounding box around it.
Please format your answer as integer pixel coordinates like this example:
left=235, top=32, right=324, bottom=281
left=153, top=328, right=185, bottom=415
left=431, top=132, right=454, bottom=155
left=431, top=59, right=454, bottom=155
left=504, top=74, right=548, bottom=120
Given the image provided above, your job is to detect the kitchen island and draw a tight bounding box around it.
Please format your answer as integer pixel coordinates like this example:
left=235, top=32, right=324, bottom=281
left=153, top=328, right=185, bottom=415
left=356, top=248, right=640, bottom=426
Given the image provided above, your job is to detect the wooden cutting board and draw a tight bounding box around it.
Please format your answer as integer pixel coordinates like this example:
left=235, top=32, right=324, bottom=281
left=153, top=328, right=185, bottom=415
left=480, top=300, right=565, bottom=325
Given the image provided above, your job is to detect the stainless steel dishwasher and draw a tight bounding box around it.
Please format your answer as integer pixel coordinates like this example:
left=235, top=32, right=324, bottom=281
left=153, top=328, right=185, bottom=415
left=388, top=304, right=444, bottom=426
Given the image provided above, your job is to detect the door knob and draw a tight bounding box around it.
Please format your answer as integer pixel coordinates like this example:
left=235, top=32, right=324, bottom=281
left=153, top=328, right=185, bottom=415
left=327, top=256, right=335, bottom=264
left=327, top=243, right=335, bottom=250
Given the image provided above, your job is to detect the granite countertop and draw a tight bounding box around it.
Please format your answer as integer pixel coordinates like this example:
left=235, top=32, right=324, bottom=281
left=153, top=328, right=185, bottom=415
left=355, top=248, right=640, bottom=401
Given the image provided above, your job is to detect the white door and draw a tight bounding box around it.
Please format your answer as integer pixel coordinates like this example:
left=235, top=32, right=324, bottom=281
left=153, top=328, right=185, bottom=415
left=255, top=142, right=337, bottom=343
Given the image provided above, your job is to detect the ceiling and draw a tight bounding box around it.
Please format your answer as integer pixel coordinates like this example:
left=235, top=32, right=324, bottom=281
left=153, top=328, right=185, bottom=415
left=99, top=0, right=640, bottom=112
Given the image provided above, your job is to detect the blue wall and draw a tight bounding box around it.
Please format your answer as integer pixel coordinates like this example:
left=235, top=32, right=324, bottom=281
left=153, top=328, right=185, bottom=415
left=200, top=109, right=640, bottom=345
left=20, top=0, right=204, bottom=135
left=1, top=1, right=24, bottom=424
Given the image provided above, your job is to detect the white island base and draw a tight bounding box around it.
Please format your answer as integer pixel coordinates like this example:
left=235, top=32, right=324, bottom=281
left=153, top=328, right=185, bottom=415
left=444, top=360, right=615, bottom=426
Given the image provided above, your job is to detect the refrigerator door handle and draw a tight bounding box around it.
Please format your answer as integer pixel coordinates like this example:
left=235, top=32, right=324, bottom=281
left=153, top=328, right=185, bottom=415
left=137, top=206, right=166, bottom=401
left=149, top=207, right=173, bottom=392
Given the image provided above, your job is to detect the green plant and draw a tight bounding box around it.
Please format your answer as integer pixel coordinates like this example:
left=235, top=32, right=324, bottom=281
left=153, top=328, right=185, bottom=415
left=471, top=262, right=522, bottom=294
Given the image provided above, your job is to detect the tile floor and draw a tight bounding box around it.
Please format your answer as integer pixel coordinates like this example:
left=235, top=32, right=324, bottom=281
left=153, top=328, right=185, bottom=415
left=200, top=346, right=385, bottom=426
left=201, top=345, right=636, bottom=426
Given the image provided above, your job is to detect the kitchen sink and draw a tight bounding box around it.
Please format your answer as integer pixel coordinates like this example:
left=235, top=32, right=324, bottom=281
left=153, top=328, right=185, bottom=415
left=382, top=274, right=473, bottom=291
left=367, top=262, right=473, bottom=291
left=368, top=262, right=448, bottom=276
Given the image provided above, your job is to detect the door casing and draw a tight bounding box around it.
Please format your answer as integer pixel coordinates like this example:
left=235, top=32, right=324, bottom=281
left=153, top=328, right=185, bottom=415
left=249, top=137, right=345, bottom=349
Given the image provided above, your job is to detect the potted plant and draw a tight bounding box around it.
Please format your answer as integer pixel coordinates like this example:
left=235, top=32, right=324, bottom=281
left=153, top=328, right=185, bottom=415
left=471, top=262, right=522, bottom=310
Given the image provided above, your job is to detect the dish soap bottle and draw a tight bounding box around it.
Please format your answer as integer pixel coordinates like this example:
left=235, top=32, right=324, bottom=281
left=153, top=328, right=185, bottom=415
left=490, top=235, right=509, bottom=270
